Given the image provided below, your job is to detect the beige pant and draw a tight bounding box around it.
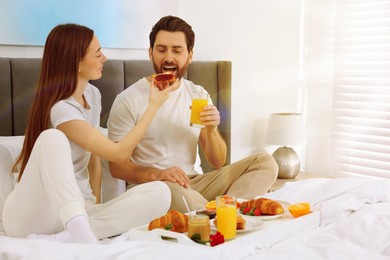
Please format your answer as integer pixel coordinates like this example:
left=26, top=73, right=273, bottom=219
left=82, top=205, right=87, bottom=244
left=165, top=153, right=278, bottom=213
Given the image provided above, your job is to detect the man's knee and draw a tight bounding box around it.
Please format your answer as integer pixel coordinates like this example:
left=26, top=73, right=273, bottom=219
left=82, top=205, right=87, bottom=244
left=163, top=181, right=207, bottom=213
left=253, top=153, right=279, bottom=179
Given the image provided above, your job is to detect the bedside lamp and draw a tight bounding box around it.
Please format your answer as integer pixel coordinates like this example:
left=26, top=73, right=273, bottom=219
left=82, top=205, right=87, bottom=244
left=266, top=113, right=306, bottom=179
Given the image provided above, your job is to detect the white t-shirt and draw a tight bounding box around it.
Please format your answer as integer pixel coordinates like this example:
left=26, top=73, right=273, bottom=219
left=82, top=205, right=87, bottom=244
left=50, top=83, right=101, bottom=204
left=108, top=78, right=210, bottom=175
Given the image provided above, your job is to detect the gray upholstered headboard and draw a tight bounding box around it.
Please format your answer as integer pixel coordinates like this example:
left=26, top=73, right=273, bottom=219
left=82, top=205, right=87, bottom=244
left=0, top=58, right=231, bottom=171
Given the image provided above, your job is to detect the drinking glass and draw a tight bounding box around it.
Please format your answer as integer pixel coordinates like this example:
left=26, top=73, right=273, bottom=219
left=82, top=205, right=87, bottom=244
left=190, top=92, right=209, bottom=128
left=216, top=195, right=237, bottom=240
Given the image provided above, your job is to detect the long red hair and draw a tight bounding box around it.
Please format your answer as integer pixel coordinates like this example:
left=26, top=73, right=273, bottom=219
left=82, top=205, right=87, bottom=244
left=13, top=24, right=94, bottom=181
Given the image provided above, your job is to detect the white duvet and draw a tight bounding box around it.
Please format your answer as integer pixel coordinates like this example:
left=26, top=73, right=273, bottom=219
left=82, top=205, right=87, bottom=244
left=0, top=177, right=389, bottom=260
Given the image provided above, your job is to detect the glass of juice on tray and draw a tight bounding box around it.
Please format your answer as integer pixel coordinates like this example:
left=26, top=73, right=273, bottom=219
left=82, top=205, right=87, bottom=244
left=216, top=195, right=237, bottom=240
left=190, top=92, right=209, bottom=128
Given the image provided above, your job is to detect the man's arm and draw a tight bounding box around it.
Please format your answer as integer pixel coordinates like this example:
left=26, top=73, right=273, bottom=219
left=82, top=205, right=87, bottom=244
left=198, top=104, right=227, bottom=169
left=109, top=159, right=159, bottom=184
left=109, top=160, right=190, bottom=188
left=199, top=127, right=227, bottom=169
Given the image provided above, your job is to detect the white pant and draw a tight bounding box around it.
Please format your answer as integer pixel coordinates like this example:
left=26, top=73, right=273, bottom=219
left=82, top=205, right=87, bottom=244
left=2, top=129, right=170, bottom=239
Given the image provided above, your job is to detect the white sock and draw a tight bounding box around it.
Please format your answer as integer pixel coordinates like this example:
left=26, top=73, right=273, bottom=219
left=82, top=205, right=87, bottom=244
left=65, top=215, right=98, bottom=244
left=26, top=215, right=98, bottom=244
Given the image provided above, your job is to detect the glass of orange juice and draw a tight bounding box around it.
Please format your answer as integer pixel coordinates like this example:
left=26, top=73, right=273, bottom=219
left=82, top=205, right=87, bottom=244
left=216, top=195, right=237, bottom=240
left=190, top=92, right=209, bottom=128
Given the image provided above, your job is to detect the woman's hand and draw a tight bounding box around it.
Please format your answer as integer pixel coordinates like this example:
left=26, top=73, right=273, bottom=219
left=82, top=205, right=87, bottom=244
left=148, top=79, right=175, bottom=109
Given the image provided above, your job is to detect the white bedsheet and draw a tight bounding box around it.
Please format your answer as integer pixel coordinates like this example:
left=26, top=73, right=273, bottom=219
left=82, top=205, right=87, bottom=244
left=0, top=178, right=389, bottom=260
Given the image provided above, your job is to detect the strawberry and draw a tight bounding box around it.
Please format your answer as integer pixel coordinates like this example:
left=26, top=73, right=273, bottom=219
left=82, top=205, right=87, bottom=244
left=209, top=232, right=225, bottom=247
left=243, top=207, right=252, bottom=214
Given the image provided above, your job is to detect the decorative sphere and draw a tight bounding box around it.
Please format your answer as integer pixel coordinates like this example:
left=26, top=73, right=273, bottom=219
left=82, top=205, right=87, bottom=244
left=272, top=147, right=300, bottom=179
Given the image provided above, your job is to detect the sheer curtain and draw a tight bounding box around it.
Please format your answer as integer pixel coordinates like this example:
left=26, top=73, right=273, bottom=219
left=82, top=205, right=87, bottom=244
left=331, top=0, right=390, bottom=178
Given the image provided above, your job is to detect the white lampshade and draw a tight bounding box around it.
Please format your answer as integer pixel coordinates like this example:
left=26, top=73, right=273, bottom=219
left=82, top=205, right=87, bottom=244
left=266, top=113, right=306, bottom=179
left=266, top=113, right=306, bottom=146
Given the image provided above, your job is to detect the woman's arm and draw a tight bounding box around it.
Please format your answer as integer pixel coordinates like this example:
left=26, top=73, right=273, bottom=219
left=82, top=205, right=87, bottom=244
left=88, top=154, right=102, bottom=204
left=57, top=84, right=173, bottom=163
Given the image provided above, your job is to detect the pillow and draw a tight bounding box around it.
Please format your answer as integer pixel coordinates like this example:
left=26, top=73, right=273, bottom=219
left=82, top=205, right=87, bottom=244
left=0, top=136, right=23, bottom=235
left=98, top=127, right=126, bottom=203
left=0, top=136, right=24, bottom=152
left=101, top=159, right=126, bottom=202
left=0, top=145, right=20, bottom=235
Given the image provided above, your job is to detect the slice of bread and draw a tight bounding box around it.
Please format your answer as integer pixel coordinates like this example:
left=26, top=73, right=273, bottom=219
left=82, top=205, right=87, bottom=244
left=236, top=215, right=246, bottom=230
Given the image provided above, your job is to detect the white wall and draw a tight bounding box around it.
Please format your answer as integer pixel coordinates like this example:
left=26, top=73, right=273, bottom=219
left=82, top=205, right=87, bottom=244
left=0, top=0, right=333, bottom=175
left=303, top=0, right=334, bottom=176
left=179, top=0, right=304, bottom=163
left=180, top=0, right=334, bottom=175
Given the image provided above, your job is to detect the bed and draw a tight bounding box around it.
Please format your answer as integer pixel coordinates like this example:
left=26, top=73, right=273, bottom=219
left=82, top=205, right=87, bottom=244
left=1, top=58, right=390, bottom=259
left=0, top=178, right=389, bottom=259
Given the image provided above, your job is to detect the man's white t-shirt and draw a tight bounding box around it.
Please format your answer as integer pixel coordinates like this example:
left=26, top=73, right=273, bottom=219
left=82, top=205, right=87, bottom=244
left=50, top=83, right=101, bottom=204
left=108, top=78, right=210, bottom=176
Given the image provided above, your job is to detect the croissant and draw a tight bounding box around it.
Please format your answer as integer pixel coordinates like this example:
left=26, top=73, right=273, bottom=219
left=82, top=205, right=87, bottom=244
left=240, top=198, right=284, bottom=215
left=148, top=210, right=189, bottom=233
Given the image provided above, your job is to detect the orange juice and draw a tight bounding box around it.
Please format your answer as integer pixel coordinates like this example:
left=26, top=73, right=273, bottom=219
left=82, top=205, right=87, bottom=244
left=216, top=196, right=237, bottom=240
left=190, top=93, right=209, bottom=127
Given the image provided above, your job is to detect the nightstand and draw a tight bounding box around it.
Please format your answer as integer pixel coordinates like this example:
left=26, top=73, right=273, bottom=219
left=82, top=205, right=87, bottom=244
left=269, top=172, right=324, bottom=192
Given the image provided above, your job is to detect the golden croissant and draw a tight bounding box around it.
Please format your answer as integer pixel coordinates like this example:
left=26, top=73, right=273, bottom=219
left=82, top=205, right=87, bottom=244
left=148, top=210, right=189, bottom=233
left=240, top=198, right=284, bottom=215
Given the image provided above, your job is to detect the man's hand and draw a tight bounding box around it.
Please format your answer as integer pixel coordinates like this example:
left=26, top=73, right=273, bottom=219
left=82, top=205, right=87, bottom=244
left=200, top=105, right=220, bottom=129
left=109, top=160, right=191, bottom=188
left=159, top=166, right=190, bottom=188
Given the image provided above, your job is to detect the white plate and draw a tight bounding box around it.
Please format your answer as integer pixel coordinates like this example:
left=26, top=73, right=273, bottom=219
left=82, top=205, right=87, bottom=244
left=240, top=213, right=283, bottom=220
left=237, top=198, right=291, bottom=220
left=210, top=216, right=263, bottom=233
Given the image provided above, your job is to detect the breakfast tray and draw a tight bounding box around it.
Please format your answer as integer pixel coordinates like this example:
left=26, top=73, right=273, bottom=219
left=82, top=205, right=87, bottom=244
left=126, top=211, right=320, bottom=248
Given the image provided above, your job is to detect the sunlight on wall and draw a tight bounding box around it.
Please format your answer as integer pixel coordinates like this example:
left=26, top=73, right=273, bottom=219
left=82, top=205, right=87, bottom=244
left=0, top=0, right=178, bottom=48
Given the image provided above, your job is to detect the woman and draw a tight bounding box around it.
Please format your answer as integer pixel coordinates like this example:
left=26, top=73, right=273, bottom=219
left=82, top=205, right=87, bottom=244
left=2, top=24, right=173, bottom=243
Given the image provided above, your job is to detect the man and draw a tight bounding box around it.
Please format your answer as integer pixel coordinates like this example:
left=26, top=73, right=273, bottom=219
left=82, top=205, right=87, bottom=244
left=107, top=15, right=278, bottom=213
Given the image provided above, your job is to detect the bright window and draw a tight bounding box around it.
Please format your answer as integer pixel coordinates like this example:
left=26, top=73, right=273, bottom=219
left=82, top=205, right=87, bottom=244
left=331, top=0, right=390, bottom=178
